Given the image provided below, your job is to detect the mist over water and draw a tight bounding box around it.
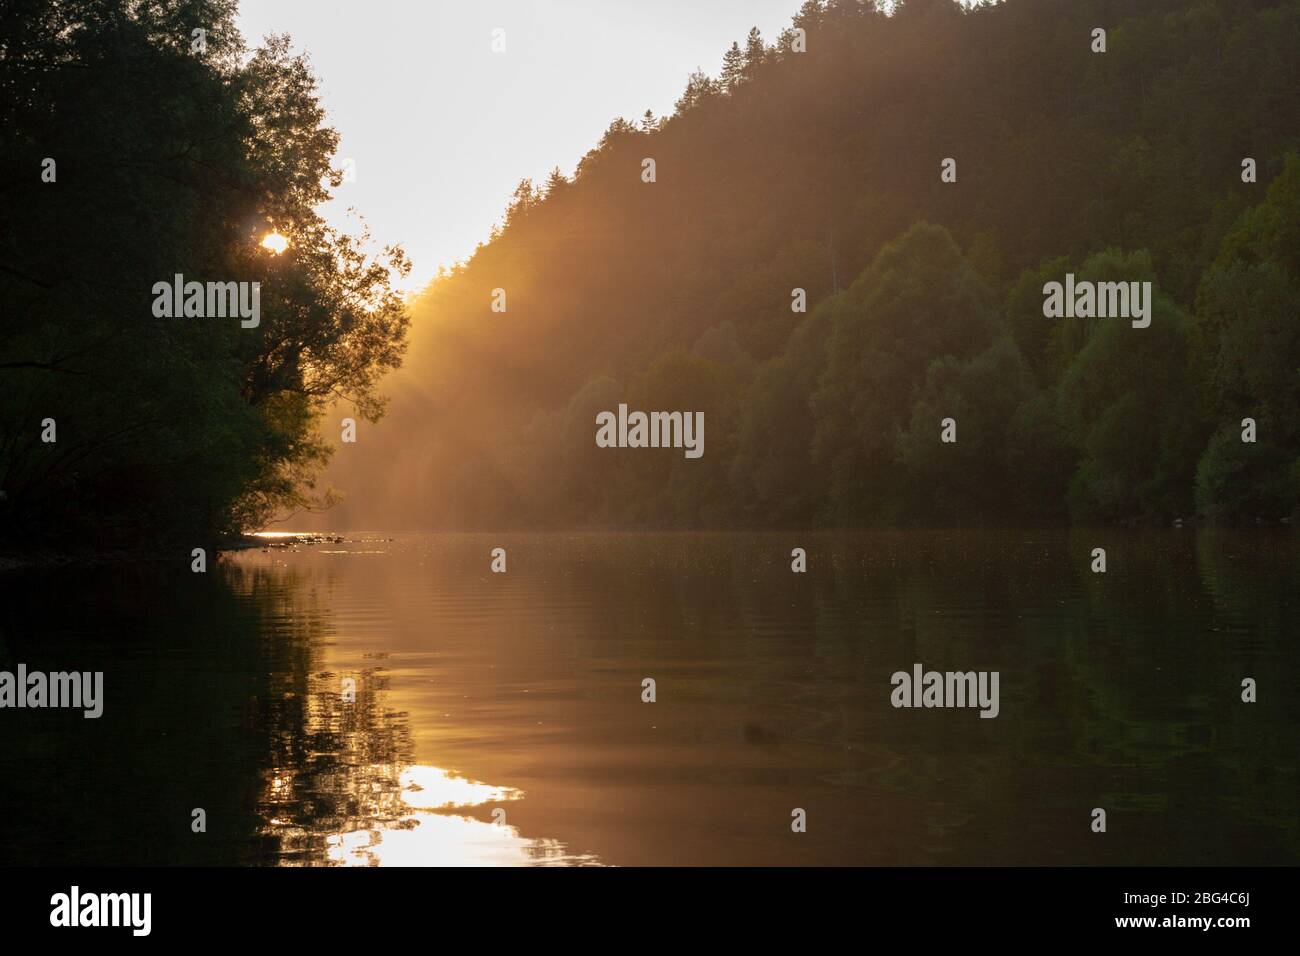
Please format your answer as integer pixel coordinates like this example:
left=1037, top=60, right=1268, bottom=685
left=1, top=530, right=1294, bottom=866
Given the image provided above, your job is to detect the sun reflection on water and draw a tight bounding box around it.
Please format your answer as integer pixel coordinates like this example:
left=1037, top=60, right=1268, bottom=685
left=317, top=765, right=598, bottom=867
left=252, top=660, right=600, bottom=866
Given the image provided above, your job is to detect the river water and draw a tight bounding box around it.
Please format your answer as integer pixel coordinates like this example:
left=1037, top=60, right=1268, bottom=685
left=0, top=530, right=1295, bottom=865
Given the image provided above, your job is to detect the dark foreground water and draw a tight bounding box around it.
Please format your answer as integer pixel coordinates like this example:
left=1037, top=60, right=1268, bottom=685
left=0, top=530, right=1295, bottom=866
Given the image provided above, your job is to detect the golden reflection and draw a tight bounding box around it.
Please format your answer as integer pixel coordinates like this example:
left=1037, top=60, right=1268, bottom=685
left=399, top=765, right=519, bottom=809
left=253, top=662, right=600, bottom=866
left=324, top=765, right=598, bottom=867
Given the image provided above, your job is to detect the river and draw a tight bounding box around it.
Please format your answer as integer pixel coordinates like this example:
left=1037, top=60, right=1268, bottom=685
left=0, top=530, right=1295, bottom=865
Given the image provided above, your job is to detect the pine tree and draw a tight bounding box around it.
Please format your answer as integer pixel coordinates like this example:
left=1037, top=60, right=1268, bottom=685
left=544, top=166, right=568, bottom=197
left=505, top=178, right=538, bottom=225
left=674, top=69, right=716, bottom=114
left=743, top=27, right=767, bottom=78
left=793, top=0, right=825, bottom=30
left=720, top=41, right=745, bottom=92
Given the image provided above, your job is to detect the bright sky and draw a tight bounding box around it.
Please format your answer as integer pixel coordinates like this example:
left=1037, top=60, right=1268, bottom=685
left=237, top=0, right=808, bottom=292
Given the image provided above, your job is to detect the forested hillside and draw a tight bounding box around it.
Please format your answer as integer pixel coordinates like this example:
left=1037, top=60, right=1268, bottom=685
left=315, top=0, right=1296, bottom=530
left=5, top=0, right=1297, bottom=545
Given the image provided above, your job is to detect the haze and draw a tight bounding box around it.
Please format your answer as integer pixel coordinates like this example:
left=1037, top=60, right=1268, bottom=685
left=237, top=0, right=808, bottom=291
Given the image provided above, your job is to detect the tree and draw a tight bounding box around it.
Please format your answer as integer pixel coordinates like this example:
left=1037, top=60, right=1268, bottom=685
left=505, top=177, right=540, bottom=225
left=811, top=223, right=998, bottom=523
left=544, top=166, right=569, bottom=197
left=674, top=69, right=716, bottom=114
left=896, top=338, right=1034, bottom=521
left=1190, top=155, right=1300, bottom=519
left=0, top=1, right=409, bottom=546
left=730, top=301, right=833, bottom=524
left=720, top=41, right=745, bottom=92
left=1054, top=250, right=1204, bottom=522
left=742, top=27, right=768, bottom=79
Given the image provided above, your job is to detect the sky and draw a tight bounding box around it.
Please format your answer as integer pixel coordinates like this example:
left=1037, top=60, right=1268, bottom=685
left=237, top=0, right=809, bottom=292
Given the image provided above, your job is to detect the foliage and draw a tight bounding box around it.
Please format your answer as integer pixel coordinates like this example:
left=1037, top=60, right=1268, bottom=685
left=0, top=0, right=409, bottom=547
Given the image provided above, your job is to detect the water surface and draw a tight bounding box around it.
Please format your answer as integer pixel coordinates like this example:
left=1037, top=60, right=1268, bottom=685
left=0, top=530, right=1295, bottom=865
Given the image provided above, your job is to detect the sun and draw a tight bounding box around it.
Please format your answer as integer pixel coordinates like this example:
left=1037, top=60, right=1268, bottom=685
left=260, top=231, right=289, bottom=254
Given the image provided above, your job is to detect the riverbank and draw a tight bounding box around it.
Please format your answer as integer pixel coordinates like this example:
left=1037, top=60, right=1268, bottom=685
left=1, top=521, right=1290, bottom=573
left=0, top=535, right=267, bottom=573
